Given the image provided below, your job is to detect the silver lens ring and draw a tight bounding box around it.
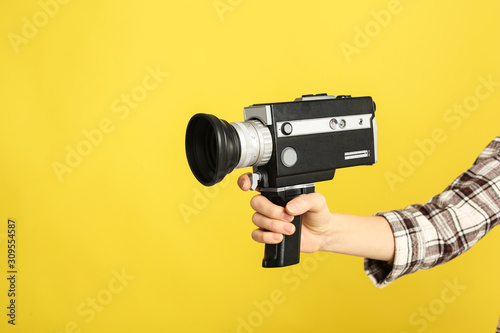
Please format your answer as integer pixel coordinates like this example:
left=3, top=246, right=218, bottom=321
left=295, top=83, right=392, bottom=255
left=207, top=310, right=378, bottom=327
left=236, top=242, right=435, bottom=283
left=231, top=120, right=272, bottom=169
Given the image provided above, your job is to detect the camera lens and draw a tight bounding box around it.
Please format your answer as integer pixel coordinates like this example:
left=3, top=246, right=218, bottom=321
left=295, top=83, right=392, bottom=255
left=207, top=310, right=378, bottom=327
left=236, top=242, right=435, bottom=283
left=231, top=120, right=272, bottom=169
left=186, top=113, right=273, bottom=187
left=185, top=114, right=241, bottom=186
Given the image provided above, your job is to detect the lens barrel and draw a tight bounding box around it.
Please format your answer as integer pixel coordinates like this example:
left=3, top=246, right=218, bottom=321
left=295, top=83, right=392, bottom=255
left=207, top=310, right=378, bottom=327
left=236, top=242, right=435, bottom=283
left=232, top=120, right=272, bottom=169
left=185, top=114, right=241, bottom=186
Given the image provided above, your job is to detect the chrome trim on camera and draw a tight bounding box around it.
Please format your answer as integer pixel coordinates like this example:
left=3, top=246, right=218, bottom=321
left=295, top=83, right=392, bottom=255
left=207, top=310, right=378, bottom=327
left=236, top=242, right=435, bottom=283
left=276, top=113, right=372, bottom=138
left=260, top=183, right=315, bottom=193
left=294, top=95, right=336, bottom=101
left=345, top=150, right=370, bottom=160
left=244, top=105, right=272, bottom=125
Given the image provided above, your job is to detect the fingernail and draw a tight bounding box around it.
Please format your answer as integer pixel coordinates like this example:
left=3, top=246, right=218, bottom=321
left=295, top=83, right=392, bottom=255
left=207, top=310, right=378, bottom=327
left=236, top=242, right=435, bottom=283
left=284, top=224, right=295, bottom=234
left=282, top=212, right=294, bottom=222
left=287, top=202, right=299, bottom=214
left=273, top=233, right=282, bottom=241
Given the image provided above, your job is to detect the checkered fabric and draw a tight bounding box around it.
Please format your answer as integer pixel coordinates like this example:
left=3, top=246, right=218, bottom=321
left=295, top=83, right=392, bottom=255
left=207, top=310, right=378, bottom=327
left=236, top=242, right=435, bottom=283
left=365, top=134, right=500, bottom=287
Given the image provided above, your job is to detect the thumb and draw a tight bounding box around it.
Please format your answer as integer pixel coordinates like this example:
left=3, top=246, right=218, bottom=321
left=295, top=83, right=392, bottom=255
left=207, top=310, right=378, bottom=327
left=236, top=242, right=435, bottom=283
left=285, top=193, right=327, bottom=216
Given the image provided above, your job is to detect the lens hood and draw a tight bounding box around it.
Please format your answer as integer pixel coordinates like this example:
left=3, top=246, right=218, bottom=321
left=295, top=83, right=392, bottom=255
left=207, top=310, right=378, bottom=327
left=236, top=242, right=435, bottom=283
left=185, top=113, right=241, bottom=186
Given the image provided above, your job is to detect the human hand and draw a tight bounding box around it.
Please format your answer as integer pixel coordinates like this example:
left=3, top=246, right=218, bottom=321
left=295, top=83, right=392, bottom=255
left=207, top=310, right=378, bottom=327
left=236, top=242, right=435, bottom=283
left=237, top=173, right=335, bottom=253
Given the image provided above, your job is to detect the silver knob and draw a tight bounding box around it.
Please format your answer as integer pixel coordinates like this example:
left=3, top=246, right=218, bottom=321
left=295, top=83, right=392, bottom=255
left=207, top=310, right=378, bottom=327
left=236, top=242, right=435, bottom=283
left=249, top=173, right=261, bottom=191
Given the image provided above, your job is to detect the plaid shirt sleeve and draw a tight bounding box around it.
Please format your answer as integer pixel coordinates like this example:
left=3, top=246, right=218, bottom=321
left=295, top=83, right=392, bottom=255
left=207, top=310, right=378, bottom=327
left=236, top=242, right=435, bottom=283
left=364, top=134, right=500, bottom=288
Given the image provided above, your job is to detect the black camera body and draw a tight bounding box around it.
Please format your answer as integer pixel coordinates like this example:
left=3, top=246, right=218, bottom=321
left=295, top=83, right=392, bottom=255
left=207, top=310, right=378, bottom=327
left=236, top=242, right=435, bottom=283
left=185, top=94, right=377, bottom=268
left=244, top=94, right=377, bottom=189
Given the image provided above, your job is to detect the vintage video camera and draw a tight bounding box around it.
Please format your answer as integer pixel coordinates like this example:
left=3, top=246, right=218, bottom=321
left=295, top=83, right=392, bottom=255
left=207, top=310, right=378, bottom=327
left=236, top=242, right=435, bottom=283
left=185, top=94, right=377, bottom=267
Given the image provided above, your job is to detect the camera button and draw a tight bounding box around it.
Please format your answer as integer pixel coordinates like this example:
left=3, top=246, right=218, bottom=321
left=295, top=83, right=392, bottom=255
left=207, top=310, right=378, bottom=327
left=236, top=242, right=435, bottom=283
left=281, top=122, right=293, bottom=135
left=281, top=147, right=298, bottom=168
left=329, top=118, right=338, bottom=130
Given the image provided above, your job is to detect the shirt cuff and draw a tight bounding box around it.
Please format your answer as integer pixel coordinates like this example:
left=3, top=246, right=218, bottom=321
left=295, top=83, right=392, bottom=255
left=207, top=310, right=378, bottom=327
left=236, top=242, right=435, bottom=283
left=364, top=210, right=425, bottom=287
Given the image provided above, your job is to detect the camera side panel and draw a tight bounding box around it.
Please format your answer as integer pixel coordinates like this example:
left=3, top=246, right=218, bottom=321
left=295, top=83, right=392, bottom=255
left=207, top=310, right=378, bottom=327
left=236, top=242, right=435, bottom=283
left=255, top=96, right=376, bottom=187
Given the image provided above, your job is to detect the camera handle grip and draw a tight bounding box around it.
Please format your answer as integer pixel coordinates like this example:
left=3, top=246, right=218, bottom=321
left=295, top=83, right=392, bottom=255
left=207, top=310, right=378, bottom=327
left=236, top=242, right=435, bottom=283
left=260, top=184, right=315, bottom=268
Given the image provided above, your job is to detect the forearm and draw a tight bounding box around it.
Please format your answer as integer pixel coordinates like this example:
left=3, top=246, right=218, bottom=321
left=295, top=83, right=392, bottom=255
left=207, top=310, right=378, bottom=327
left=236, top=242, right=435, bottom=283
left=320, top=213, right=395, bottom=262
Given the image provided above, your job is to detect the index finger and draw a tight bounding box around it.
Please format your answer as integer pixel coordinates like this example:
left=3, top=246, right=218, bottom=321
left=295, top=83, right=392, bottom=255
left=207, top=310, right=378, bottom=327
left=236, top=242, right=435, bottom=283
left=250, top=195, right=294, bottom=222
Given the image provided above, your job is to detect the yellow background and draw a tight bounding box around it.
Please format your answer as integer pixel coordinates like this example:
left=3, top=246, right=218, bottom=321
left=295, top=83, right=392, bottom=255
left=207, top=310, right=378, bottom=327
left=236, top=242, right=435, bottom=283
left=1, top=0, right=499, bottom=332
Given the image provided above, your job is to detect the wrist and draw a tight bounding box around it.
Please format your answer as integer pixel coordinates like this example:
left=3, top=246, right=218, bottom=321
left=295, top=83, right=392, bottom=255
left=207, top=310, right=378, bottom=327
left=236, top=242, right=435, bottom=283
left=317, top=213, right=395, bottom=261
left=318, top=212, right=346, bottom=253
